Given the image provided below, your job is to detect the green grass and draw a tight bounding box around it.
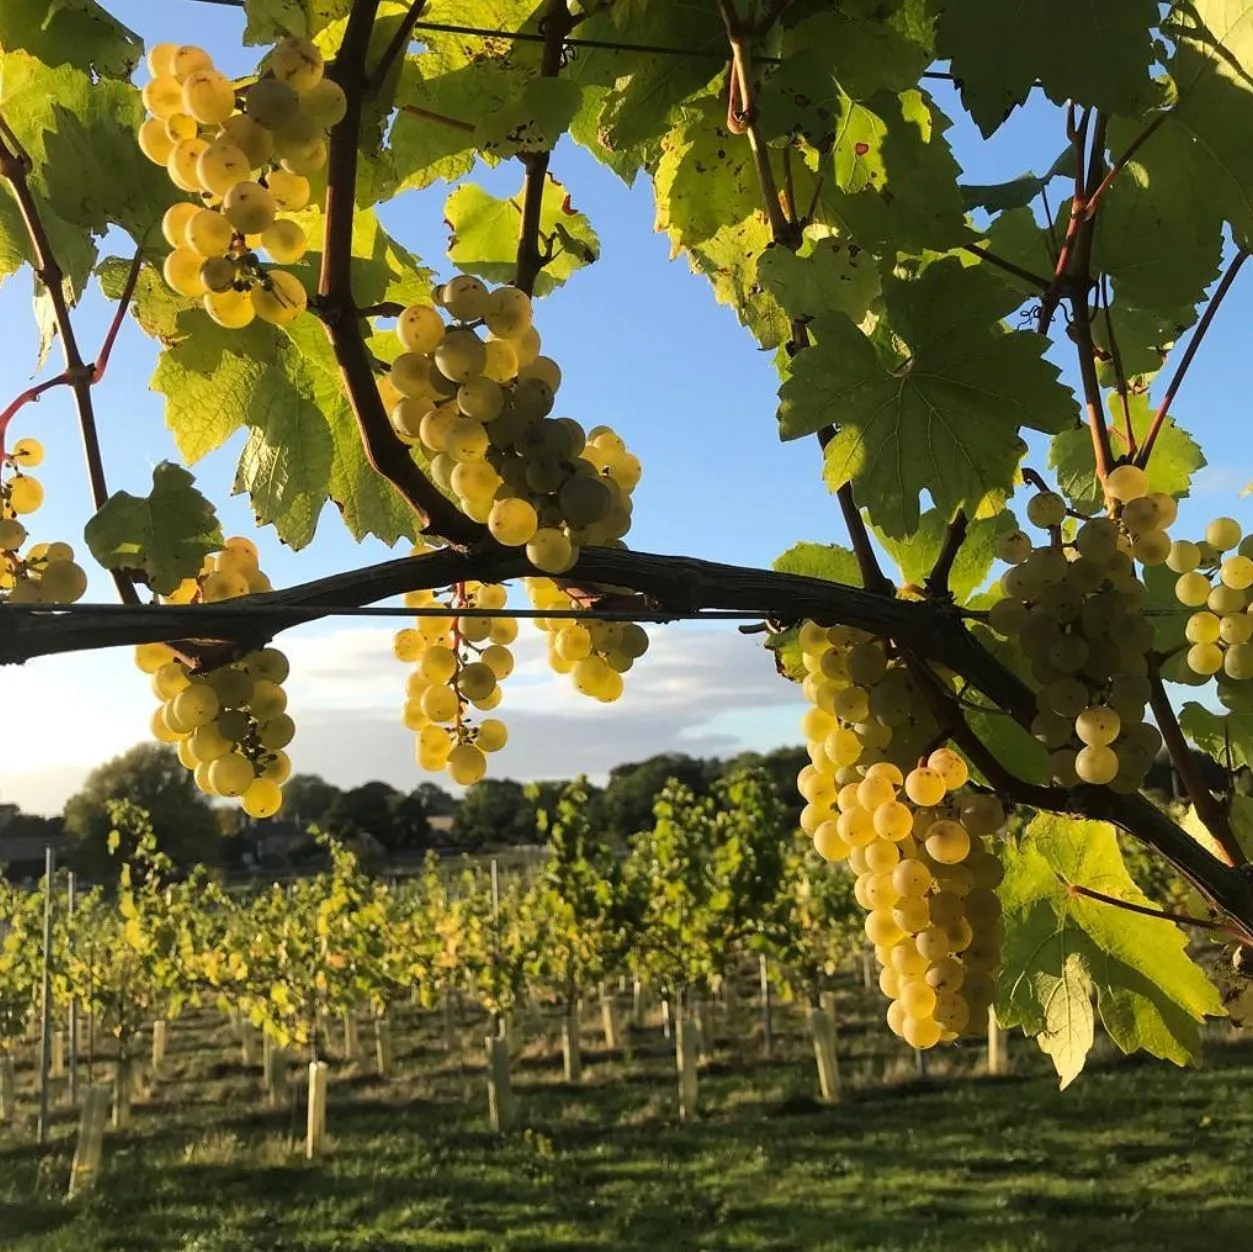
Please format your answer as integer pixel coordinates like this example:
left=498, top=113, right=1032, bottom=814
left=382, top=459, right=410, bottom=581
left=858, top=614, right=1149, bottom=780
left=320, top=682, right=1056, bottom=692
left=2, top=985, right=1252, bottom=1251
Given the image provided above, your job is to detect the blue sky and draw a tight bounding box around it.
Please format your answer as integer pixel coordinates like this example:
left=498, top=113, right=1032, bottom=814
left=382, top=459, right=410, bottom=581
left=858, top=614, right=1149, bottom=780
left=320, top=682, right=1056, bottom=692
left=2, top=2, right=1249, bottom=812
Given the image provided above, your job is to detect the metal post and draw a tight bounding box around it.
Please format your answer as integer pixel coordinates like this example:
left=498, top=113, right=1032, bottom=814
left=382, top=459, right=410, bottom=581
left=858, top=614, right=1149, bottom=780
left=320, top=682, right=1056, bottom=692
left=67, top=873, right=78, bottom=1107
left=37, top=847, right=55, bottom=1145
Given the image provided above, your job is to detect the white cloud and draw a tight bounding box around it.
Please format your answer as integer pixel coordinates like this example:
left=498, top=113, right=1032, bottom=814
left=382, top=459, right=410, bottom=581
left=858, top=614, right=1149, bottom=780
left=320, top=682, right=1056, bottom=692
left=3, top=624, right=807, bottom=812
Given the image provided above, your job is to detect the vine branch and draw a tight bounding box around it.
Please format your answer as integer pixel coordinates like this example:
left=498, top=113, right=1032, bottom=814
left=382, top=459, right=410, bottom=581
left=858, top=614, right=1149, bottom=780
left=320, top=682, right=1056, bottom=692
left=1137, top=249, right=1249, bottom=468
left=0, top=119, right=138, bottom=605
left=1148, top=677, right=1243, bottom=867
left=368, top=0, right=428, bottom=91
left=514, top=0, right=576, bottom=295
left=319, top=0, right=482, bottom=544
left=924, top=512, right=969, bottom=600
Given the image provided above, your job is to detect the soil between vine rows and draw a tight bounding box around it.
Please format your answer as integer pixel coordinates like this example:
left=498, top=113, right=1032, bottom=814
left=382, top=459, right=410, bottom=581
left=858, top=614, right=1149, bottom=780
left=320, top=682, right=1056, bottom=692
left=2, top=978, right=1251, bottom=1252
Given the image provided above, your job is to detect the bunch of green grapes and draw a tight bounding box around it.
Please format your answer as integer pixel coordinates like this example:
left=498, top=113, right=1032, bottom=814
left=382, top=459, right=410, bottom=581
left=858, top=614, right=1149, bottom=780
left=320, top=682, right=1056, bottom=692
left=1167, top=516, right=1253, bottom=681
left=0, top=437, right=89, bottom=604
left=524, top=577, right=649, bottom=701
left=138, top=38, right=345, bottom=329
left=393, top=564, right=513, bottom=785
left=988, top=474, right=1170, bottom=790
left=135, top=537, right=293, bottom=818
left=387, top=277, right=641, bottom=571
left=794, top=621, right=942, bottom=836
left=803, top=752, right=1004, bottom=1049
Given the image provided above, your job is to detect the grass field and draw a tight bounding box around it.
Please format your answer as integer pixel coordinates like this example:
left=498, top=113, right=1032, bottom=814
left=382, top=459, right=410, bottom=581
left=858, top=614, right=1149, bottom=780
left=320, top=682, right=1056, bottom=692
left=2, top=980, right=1252, bottom=1252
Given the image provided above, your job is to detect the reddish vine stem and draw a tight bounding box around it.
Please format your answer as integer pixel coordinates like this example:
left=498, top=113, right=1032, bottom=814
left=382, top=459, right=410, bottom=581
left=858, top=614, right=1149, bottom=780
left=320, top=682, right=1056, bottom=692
left=1082, top=114, right=1166, bottom=221
left=319, top=0, right=481, bottom=544
left=514, top=0, right=576, bottom=295
left=0, top=120, right=138, bottom=605
left=1148, top=676, right=1243, bottom=867
left=1137, top=249, right=1249, bottom=468
left=1068, top=883, right=1238, bottom=935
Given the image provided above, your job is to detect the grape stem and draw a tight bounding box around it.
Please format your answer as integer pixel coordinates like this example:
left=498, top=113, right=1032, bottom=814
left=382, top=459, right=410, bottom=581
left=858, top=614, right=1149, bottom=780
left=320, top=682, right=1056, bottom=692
left=1136, top=249, right=1249, bottom=469
left=1148, top=676, right=1244, bottom=867
left=398, top=104, right=475, bottom=133
left=0, top=118, right=139, bottom=605
left=1067, top=883, right=1239, bottom=936
left=514, top=0, right=577, bottom=295
left=317, top=0, right=483, bottom=545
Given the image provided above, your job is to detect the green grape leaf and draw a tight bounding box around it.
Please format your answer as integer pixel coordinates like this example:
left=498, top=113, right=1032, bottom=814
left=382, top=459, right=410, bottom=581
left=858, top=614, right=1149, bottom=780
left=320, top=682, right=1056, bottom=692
left=391, top=61, right=509, bottom=193
left=97, top=256, right=192, bottom=341
left=772, top=542, right=863, bottom=589
left=1180, top=703, right=1253, bottom=773
left=818, top=89, right=968, bottom=255
left=757, top=10, right=933, bottom=145
left=1049, top=392, right=1205, bottom=514
left=0, top=0, right=140, bottom=78
left=445, top=176, right=598, bottom=297
left=242, top=0, right=352, bottom=42
left=936, top=0, right=1160, bottom=137
left=871, top=508, right=1017, bottom=603
left=779, top=258, right=1076, bottom=535
left=574, top=6, right=724, bottom=161
left=654, top=99, right=786, bottom=348
left=997, top=812, right=1223, bottom=1089
left=84, top=463, right=224, bottom=595
left=755, top=232, right=880, bottom=326
left=980, top=207, right=1056, bottom=300
left=1095, top=116, right=1225, bottom=318
left=1165, top=0, right=1253, bottom=248
left=475, top=78, right=582, bottom=158
left=959, top=146, right=1074, bottom=212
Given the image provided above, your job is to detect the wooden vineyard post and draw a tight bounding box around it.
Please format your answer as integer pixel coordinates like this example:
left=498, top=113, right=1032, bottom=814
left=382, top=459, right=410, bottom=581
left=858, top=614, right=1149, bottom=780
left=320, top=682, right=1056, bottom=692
left=441, top=994, right=456, bottom=1053
left=696, top=998, right=715, bottom=1063
left=0, top=1054, right=15, bottom=1123
left=562, top=999, right=582, bottom=1083
left=600, top=990, right=621, bottom=1052
left=631, top=975, right=646, bottom=1026
left=374, top=1013, right=392, bottom=1078
left=241, top=1022, right=259, bottom=1068
left=807, top=1005, right=839, bottom=1103
left=485, top=1035, right=514, bottom=1133
left=67, top=872, right=79, bottom=1108
left=861, top=949, right=874, bottom=990
left=987, top=1008, right=1007, bottom=1075
left=660, top=995, right=672, bottom=1041
left=51, top=1029, right=65, bottom=1078
left=151, top=1021, right=167, bottom=1079
left=263, top=1035, right=288, bottom=1107
left=111, top=1055, right=131, bottom=1129
left=305, top=1061, right=328, bottom=1159
left=37, top=846, right=55, bottom=1146
left=759, top=953, right=773, bottom=1057
left=67, top=1085, right=111, bottom=1198
left=342, top=1010, right=361, bottom=1062
left=676, top=1013, right=699, bottom=1122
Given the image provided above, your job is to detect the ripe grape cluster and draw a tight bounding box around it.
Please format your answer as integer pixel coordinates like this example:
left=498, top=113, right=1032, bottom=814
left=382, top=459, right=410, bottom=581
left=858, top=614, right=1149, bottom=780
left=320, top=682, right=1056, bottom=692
left=794, top=621, right=941, bottom=807
left=139, top=38, right=344, bottom=328
left=0, top=437, right=89, bottom=604
left=387, top=276, right=641, bottom=571
left=802, top=752, right=1004, bottom=1049
left=137, top=538, right=294, bottom=818
left=988, top=468, right=1169, bottom=790
left=525, top=578, right=650, bottom=701
left=1167, top=515, right=1253, bottom=681
left=394, top=565, right=513, bottom=785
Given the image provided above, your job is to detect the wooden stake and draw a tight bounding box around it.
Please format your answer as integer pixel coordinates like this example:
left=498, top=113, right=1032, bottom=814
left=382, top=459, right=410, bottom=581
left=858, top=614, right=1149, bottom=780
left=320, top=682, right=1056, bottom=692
left=67, top=1084, right=110, bottom=1198
left=676, top=1014, right=699, bottom=1122
left=342, top=1010, right=360, bottom=1062
left=111, top=1056, right=130, bottom=1129
left=808, top=1006, right=839, bottom=1102
left=759, top=953, right=773, bottom=1056
left=562, top=1001, right=582, bottom=1083
left=0, top=1054, right=14, bottom=1122
left=151, top=1020, right=167, bottom=1078
left=485, top=1034, right=514, bottom=1132
left=374, top=1013, right=392, bottom=1078
left=987, top=1008, right=1007, bottom=1075
left=36, top=846, right=55, bottom=1145
left=306, top=1061, right=328, bottom=1159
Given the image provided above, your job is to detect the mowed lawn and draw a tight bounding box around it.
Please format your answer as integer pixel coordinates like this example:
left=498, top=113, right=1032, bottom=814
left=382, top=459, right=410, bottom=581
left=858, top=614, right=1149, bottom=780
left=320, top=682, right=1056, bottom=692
left=2, top=983, right=1251, bottom=1252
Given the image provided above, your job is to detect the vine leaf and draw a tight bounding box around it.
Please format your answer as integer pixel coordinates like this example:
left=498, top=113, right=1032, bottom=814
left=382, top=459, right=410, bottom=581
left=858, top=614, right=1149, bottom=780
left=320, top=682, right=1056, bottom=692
left=1166, top=0, right=1253, bottom=248
left=960, top=146, right=1073, bottom=212
left=475, top=78, right=582, bottom=158
left=767, top=543, right=862, bottom=680
left=997, top=812, right=1223, bottom=1089
left=779, top=258, right=1075, bottom=536
left=241, top=0, right=352, bottom=43
left=1050, top=392, right=1205, bottom=513
left=1180, top=703, right=1253, bottom=778
left=84, top=463, right=223, bottom=595
left=756, top=232, right=880, bottom=326
left=445, top=174, right=599, bottom=297
left=870, top=508, right=1016, bottom=604
left=0, top=0, right=139, bottom=77
left=936, top=0, right=1160, bottom=137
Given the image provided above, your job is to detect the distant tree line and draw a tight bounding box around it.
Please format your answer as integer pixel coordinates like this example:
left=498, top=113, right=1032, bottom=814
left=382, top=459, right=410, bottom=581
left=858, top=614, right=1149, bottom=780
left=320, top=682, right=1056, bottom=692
left=0, top=737, right=1229, bottom=883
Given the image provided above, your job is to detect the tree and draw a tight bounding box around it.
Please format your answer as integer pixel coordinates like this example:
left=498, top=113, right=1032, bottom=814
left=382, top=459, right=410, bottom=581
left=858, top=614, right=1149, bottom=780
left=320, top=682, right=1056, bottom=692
left=451, top=779, right=539, bottom=850
left=62, top=744, right=219, bottom=877
left=282, top=775, right=343, bottom=828
left=5, top=0, right=1253, bottom=1086
left=601, top=754, right=714, bottom=840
